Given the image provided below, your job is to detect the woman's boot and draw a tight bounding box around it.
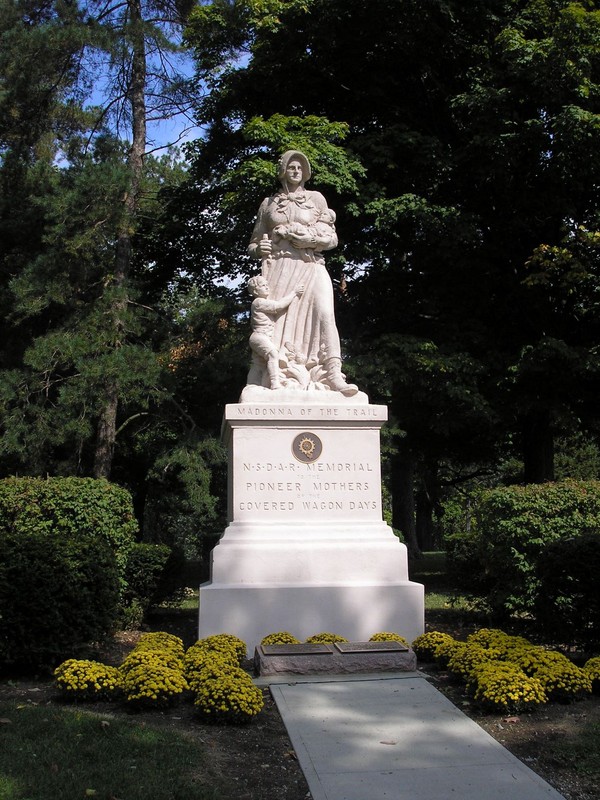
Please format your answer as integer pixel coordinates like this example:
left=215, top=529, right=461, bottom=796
left=325, top=357, right=358, bottom=396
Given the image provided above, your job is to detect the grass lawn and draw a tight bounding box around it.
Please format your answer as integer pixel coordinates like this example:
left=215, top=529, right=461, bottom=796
left=411, top=550, right=480, bottom=619
left=0, top=702, right=221, bottom=800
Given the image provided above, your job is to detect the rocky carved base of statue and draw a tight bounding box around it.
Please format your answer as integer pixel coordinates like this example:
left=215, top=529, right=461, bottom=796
left=244, top=150, right=359, bottom=399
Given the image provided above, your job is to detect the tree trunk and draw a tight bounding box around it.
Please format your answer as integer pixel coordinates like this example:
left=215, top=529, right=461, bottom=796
left=391, top=445, right=422, bottom=559
left=93, top=383, right=119, bottom=478
left=416, top=489, right=436, bottom=552
left=93, top=0, right=147, bottom=479
left=522, top=409, right=555, bottom=484
left=416, top=463, right=442, bottom=551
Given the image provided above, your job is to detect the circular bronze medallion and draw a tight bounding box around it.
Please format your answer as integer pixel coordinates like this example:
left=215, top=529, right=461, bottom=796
left=292, top=432, right=323, bottom=463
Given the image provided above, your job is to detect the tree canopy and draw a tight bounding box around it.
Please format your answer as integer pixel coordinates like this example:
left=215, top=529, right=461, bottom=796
left=1, top=0, right=599, bottom=555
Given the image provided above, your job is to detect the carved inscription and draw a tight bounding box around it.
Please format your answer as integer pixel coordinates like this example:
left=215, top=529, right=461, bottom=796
left=232, top=414, right=384, bottom=519
left=235, top=405, right=384, bottom=418
left=237, top=457, right=379, bottom=516
left=335, top=641, right=409, bottom=654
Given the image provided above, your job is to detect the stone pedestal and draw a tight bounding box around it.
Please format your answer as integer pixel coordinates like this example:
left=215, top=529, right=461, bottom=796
left=199, top=399, right=424, bottom=652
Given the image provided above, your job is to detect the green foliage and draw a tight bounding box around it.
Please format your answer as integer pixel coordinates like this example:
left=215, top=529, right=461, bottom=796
left=229, top=113, right=365, bottom=201
left=555, top=432, right=600, bottom=480
left=0, top=476, right=138, bottom=669
left=142, top=439, right=225, bottom=560
left=447, top=480, right=600, bottom=624
left=534, top=531, right=600, bottom=650
left=0, top=134, right=176, bottom=479
left=123, top=543, right=184, bottom=616
left=445, top=525, right=494, bottom=598
left=0, top=476, right=137, bottom=580
left=181, top=0, right=600, bottom=504
left=0, top=529, right=120, bottom=670
left=177, top=111, right=365, bottom=287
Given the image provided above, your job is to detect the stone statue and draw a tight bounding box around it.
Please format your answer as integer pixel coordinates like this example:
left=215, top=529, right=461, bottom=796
left=245, top=150, right=358, bottom=397
left=248, top=275, right=304, bottom=390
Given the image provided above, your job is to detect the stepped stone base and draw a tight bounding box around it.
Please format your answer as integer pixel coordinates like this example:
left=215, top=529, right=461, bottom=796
left=198, top=582, right=424, bottom=654
left=199, top=402, right=425, bottom=654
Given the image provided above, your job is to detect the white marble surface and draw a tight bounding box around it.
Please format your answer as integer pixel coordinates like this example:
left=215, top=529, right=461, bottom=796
left=199, top=402, right=425, bottom=651
left=245, top=150, right=359, bottom=397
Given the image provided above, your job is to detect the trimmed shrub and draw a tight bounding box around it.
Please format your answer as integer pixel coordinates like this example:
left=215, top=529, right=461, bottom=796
left=0, top=477, right=137, bottom=585
left=0, top=477, right=137, bottom=670
left=0, top=531, right=120, bottom=670
left=534, top=530, right=600, bottom=650
left=446, top=480, right=600, bottom=623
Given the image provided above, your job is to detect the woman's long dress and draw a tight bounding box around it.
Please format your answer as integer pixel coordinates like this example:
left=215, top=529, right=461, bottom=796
left=248, top=189, right=341, bottom=386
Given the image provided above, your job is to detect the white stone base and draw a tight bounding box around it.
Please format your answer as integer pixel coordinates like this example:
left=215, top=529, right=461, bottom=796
left=199, top=401, right=425, bottom=654
left=198, top=581, right=425, bottom=654
left=207, top=520, right=411, bottom=585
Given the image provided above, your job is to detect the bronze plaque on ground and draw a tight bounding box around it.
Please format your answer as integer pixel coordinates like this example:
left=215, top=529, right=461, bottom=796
left=334, top=641, right=409, bottom=654
left=261, top=644, right=332, bottom=656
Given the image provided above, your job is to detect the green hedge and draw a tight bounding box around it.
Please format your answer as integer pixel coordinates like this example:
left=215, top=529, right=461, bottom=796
left=0, top=477, right=137, bottom=586
left=0, top=477, right=138, bottom=670
left=446, top=480, right=600, bottom=628
left=0, top=531, right=120, bottom=670
left=535, top=530, right=600, bottom=650
left=124, top=543, right=185, bottom=609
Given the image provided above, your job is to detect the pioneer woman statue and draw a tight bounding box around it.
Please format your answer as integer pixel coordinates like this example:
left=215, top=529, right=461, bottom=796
left=246, top=150, right=357, bottom=396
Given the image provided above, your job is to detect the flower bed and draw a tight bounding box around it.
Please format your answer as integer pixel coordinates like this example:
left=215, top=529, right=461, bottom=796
left=413, top=627, right=594, bottom=712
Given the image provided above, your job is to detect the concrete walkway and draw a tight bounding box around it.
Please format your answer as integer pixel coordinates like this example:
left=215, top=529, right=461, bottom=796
left=264, top=673, right=565, bottom=800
